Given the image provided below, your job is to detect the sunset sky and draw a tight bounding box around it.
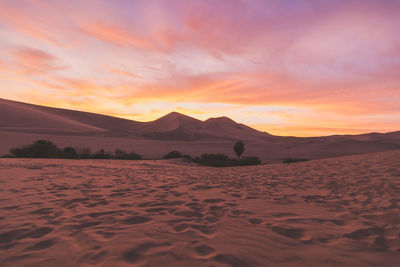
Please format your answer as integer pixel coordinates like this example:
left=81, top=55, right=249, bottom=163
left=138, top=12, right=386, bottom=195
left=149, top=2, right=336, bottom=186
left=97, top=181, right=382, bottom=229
left=0, top=0, right=399, bottom=136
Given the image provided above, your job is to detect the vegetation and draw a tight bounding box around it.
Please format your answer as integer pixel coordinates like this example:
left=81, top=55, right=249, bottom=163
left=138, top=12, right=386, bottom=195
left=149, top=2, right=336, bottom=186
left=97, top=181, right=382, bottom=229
left=62, top=146, right=77, bottom=159
left=198, top=153, right=231, bottom=167
left=8, top=140, right=142, bottom=160
left=114, top=149, right=142, bottom=160
left=10, top=140, right=61, bottom=158
left=190, top=153, right=261, bottom=167
left=233, top=141, right=245, bottom=159
left=163, top=150, right=182, bottom=159
left=6, top=140, right=260, bottom=166
left=282, top=158, right=309, bottom=164
left=233, top=156, right=261, bottom=166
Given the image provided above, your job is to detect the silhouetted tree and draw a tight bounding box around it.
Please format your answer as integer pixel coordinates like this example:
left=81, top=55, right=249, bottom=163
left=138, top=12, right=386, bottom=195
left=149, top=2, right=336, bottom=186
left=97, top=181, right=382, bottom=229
left=10, top=140, right=61, bottom=158
left=76, top=147, right=91, bottom=159
left=199, top=153, right=230, bottom=167
left=114, top=149, right=141, bottom=160
left=93, top=148, right=111, bottom=159
left=62, top=146, right=77, bottom=159
left=115, top=149, right=128, bottom=159
left=163, top=150, right=182, bottom=159
left=233, top=141, right=245, bottom=159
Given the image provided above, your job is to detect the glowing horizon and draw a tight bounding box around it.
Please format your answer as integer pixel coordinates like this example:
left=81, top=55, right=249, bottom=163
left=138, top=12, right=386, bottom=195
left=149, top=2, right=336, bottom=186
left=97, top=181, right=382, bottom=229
left=1, top=0, right=399, bottom=137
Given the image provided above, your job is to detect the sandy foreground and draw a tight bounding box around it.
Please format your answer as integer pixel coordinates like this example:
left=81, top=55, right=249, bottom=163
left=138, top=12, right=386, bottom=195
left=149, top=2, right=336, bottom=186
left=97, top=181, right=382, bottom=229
left=0, top=151, right=399, bottom=266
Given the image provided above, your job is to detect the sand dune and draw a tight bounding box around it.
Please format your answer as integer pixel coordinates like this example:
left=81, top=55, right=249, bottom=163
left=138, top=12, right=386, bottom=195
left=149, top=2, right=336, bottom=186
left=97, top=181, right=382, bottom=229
left=1, top=98, right=399, bottom=162
left=0, top=150, right=399, bottom=266
left=0, top=98, right=271, bottom=141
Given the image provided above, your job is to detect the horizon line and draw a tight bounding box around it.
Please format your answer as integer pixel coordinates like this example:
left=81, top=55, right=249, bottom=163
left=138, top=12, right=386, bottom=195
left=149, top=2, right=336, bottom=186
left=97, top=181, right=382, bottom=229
left=1, top=97, right=398, bottom=138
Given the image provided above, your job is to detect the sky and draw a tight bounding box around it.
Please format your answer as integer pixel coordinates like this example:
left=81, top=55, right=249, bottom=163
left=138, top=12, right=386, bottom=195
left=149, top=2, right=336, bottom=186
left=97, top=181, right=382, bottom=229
left=0, top=0, right=399, bottom=137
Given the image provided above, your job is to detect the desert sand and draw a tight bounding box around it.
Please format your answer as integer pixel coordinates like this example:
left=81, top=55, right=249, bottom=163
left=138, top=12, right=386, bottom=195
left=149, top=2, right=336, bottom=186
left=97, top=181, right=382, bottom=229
left=1, top=150, right=399, bottom=266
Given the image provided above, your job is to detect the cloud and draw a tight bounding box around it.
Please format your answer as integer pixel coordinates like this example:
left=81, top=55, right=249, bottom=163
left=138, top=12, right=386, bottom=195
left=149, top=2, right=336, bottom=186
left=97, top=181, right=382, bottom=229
left=0, top=0, right=399, bottom=136
left=108, top=66, right=139, bottom=79
left=0, top=2, right=64, bottom=46
left=12, top=47, right=67, bottom=74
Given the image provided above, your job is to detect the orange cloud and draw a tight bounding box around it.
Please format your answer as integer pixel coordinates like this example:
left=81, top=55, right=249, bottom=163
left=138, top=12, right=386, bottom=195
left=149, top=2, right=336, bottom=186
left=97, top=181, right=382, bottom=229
left=12, top=47, right=66, bottom=74
left=0, top=3, right=63, bottom=46
left=108, top=66, right=139, bottom=79
left=80, top=22, right=156, bottom=50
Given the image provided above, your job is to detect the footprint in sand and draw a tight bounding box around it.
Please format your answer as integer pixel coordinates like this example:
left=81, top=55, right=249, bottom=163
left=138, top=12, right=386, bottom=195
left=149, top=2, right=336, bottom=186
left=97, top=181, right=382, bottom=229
left=122, top=242, right=172, bottom=263
left=248, top=218, right=263, bottom=225
left=190, top=224, right=217, bottom=236
left=28, top=227, right=53, bottom=238
left=271, top=226, right=305, bottom=239
left=174, top=210, right=203, bottom=218
left=0, top=227, right=53, bottom=243
left=203, top=198, right=225, bottom=204
left=122, top=216, right=152, bottom=224
left=212, top=254, right=247, bottom=267
left=96, top=231, right=116, bottom=239
left=343, top=226, right=384, bottom=240
left=24, top=238, right=57, bottom=251
left=194, top=244, right=216, bottom=257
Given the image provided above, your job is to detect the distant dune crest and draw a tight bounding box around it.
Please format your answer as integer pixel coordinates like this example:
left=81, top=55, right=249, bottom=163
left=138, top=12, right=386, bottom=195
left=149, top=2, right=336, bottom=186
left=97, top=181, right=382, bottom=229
left=0, top=98, right=275, bottom=141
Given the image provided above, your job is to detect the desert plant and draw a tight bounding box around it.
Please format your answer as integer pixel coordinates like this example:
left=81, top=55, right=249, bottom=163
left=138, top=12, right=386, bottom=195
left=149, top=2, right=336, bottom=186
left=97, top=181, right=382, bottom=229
left=76, top=147, right=91, bottom=159
left=199, top=153, right=231, bottom=167
left=93, top=149, right=111, bottom=159
left=114, top=149, right=128, bottom=159
left=62, top=146, right=77, bottom=159
left=182, top=154, right=193, bottom=161
left=233, top=156, right=261, bottom=166
left=163, top=150, right=182, bottom=159
left=114, top=149, right=141, bottom=160
left=234, top=141, right=245, bottom=159
left=125, top=152, right=142, bottom=160
left=10, top=140, right=61, bottom=158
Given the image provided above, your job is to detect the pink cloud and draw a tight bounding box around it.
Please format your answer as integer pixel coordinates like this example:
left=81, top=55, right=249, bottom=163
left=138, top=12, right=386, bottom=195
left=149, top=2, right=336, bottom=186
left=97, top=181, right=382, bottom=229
left=12, top=47, right=67, bottom=74
left=80, top=22, right=155, bottom=50
left=108, top=66, right=140, bottom=79
left=0, top=0, right=399, bottom=136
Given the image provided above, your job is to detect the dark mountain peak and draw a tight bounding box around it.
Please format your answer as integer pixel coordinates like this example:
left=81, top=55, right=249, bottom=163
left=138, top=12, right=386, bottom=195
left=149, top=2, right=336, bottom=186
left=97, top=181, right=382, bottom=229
left=157, top=111, right=201, bottom=122
left=205, top=116, right=236, bottom=124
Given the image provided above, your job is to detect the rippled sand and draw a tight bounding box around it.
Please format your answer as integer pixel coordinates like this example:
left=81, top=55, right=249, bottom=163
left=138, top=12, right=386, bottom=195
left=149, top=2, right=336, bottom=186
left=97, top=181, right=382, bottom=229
left=1, top=151, right=399, bottom=266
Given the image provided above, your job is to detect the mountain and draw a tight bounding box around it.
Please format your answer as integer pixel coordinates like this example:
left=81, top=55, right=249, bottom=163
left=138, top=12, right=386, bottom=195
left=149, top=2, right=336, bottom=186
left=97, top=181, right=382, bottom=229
left=0, top=98, right=275, bottom=141
left=0, top=98, right=138, bottom=135
left=0, top=98, right=399, bottom=161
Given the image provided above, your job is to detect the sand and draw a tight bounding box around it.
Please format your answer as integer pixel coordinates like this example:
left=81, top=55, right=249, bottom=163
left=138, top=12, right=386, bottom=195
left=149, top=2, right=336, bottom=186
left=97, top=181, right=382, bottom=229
left=0, top=151, right=399, bottom=266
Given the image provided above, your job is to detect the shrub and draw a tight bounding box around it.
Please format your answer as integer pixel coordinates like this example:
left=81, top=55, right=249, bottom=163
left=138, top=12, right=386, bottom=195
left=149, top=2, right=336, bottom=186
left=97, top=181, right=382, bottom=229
left=163, top=150, right=182, bottom=159
left=62, top=146, right=77, bottom=159
left=182, top=154, right=193, bottom=161
left=114, top=149, right=142, bottom=160
left=8, top=142, right=143, bottom=160
left=115, top=149, right=128, bottom=159
left=125, top=152, right=142, bottom=160
left=185, top=153, right=262, bottom=167
left=10, top=140, right=61, bottom=158
left=233, top=156, right=261, bottom=166
left=199, top=153, right=231, bottom=167
left=282, top=158, right=309, bottom=164
left=76, top=148, right=91, bottom=159
left=93, top=149, right=111, bottom=159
